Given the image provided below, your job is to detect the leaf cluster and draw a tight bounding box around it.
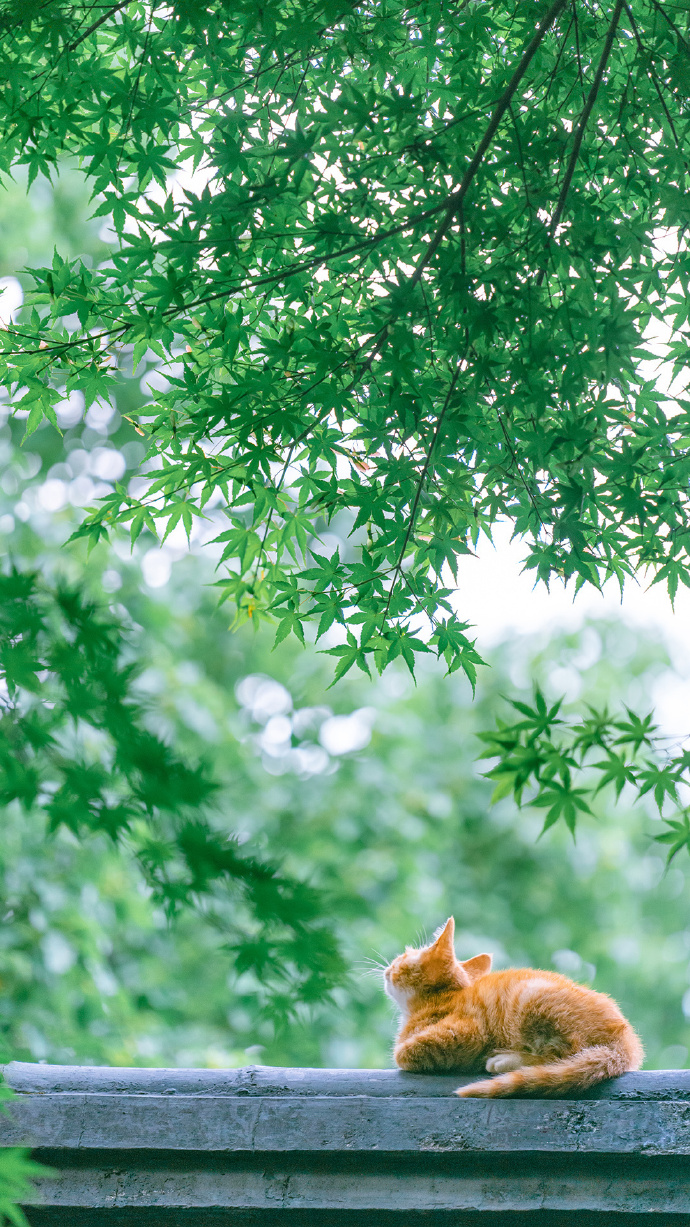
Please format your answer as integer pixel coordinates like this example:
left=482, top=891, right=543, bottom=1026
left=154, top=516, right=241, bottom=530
left=0, top=1147, right=47, bottom=1227
left=0, top=1078, right=46, bottom=1227
left=480, top=687, right=690, bottom=856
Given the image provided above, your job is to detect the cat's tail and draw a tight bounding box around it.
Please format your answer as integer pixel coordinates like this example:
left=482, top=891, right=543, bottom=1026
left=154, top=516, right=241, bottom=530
left=456, top=1039, right=642, bottom=1099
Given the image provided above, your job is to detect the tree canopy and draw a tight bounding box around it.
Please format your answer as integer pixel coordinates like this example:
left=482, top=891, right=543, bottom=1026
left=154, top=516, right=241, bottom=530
left=3, top=0, right=690, bottom=684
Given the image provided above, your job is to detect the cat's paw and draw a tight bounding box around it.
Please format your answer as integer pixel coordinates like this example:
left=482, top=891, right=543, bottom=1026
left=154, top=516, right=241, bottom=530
left=486, top=1052, right=523, bottom=1074
left=394, top=1043, right=424, bottom=1072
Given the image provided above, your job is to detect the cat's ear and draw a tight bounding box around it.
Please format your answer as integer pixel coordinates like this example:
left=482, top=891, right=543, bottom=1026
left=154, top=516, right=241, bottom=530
left=461, top=953, right=492, bottom=982
left=430, top=916, right=455, bottom=953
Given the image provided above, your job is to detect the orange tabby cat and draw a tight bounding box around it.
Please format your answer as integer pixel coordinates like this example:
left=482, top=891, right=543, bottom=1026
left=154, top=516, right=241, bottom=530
left=384, top=917, right=642, bottom=1097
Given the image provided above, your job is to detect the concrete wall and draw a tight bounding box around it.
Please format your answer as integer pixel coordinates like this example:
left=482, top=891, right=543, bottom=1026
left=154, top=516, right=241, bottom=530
left=3, top=1062, right=690, bottom=1223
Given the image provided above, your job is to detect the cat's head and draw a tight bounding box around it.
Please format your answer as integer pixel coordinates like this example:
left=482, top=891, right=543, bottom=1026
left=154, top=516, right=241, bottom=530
left=383, top=918, right=492, bottom=1012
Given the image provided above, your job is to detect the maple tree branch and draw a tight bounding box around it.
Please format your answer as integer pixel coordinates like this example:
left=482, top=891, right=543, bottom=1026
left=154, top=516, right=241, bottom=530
left=380, top=365, right=462, bottom=629
left=537, top=0, right=625, bottom=286
left=64, top=1, right=130, bottom=54
left=409, top=0, right=569, bottom=291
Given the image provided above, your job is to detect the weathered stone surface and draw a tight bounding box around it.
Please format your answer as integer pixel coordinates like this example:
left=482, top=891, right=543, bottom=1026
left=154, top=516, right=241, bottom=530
left=3, top=1064, right=690, bottom=1220
left=25, top=1155, right=690, bottom=1214
left=5, top=1061, right=690, bottom=1099
left=4, top=1090, right=690, bottom=1155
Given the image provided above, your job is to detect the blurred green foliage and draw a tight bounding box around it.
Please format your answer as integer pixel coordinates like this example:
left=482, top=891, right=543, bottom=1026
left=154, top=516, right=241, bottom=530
left=0, top=571, right=344, bottom=1018
left=0, top=554, right=688, bottom=1072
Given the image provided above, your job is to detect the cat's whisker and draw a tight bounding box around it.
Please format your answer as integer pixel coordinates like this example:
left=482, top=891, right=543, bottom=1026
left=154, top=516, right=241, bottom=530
left=361, top=951, right=390, bottom=970
left=370, top=947, right=391, bottom=966
left=355, top=959, right=388, bottom=978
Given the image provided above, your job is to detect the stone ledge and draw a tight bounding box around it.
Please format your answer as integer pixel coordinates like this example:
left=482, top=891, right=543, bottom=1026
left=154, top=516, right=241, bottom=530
left=5, top=1062, right=690, bottom=1099
left=3, top=1064, right=690, bottom=1221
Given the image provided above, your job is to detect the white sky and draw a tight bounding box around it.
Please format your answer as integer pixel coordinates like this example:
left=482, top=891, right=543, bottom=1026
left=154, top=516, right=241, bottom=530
left=452, top=521, right=690, bottom=738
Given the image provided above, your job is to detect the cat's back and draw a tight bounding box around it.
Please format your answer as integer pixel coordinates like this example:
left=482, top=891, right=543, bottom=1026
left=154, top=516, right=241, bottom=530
left=467, top=966, right=630, bottom=1030
left=464, top=967, right=565, bottom=1015
left=476, top=967, right=567, bottom=994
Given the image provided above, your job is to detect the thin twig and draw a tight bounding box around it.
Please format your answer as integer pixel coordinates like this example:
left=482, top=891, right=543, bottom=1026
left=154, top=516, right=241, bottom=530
left=649, top=0, right=690, bottom=55
left=380, top=366, right=462, bottom=628
left=407, top=0, right=569, bottom=292
left=571, top=0, right=587, bottom=104
left=64, top=1, right=129, bottom=54
left=537, top=0, right=625, bottom=287
left=623, top=1, right=680, bottom=147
